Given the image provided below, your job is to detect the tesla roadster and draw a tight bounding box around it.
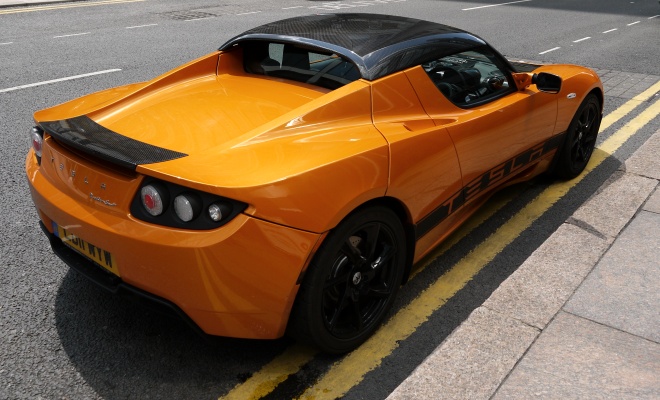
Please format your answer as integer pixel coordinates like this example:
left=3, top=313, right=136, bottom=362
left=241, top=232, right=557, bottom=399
left=26, top=13, right=602, bottom=353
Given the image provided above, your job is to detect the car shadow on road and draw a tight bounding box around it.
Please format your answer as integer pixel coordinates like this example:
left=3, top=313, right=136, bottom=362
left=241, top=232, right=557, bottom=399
left=54, top=270, right=290, bottom=399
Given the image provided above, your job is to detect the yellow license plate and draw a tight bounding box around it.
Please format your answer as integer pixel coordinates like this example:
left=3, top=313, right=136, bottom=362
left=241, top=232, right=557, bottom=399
left=53, top=222, right=120, bottom=276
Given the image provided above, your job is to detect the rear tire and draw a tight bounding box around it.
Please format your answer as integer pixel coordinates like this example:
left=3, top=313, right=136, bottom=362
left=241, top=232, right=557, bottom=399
left=553, top=93, right=601, bottom=179
left=288, top=206, right=406, bottom=354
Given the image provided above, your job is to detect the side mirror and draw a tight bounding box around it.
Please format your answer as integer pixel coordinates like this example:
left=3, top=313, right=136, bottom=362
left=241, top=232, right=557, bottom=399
left=512, top=72, right=562, bottom=94
left=532, top=72, right=562, bottom=93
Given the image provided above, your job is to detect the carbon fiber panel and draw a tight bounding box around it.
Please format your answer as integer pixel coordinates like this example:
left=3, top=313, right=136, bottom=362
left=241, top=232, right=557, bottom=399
left=40, top=116, right=187, bottom=170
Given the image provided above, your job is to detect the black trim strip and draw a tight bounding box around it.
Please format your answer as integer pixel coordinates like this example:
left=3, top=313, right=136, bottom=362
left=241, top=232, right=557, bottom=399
left=415, top=133, right=564, bottom=240
left=40, top=116, right=187, bottom=170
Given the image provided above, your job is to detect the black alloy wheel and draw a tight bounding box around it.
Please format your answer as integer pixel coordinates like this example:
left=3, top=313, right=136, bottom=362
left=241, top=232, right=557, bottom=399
left=288, top=207, right=406, bottom=354
left=554, top=93, right=602, bottom=179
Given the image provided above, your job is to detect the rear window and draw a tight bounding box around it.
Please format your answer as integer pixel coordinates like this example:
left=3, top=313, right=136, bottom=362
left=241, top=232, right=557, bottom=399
left=242, top=41, right=360, bottom=90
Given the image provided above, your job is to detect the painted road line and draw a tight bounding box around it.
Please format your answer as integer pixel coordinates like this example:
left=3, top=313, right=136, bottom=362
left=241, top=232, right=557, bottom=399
left=600, top=79, right=660, bottom=132
left=598, top=96, right=660, bottom=154
left=310, top=0, right=408, bottom=10
left=462, top=0, right=532, bottom=11
left=539, top=47, right=560, bottom=55
left=220, top=344, right=316, bottom=400
left=125, top=23, right=158, bottom=29
left=282, top=6, right=303, bottom=9
left=603, top=28, right=618, bottom=33
left=0, top=0, right=145, bottom=15
left=627, top=21, right=641, bottom=26
left=297, top=92, right=660, bottom=400
left=53, top=32, right=90, bottom=38
left=573, top=37, right=591, bottom=43
left=236, top=11, right=261, bottom=15
left=0, top=69, right=121, bottom=94
left=650, top=15, right=659, bottom=19
left=219, top=83, right=660, bottom=400
left=0, top=42, right=12, bottom=45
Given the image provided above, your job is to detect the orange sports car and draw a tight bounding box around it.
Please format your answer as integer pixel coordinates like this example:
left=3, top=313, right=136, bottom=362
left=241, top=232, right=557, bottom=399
left=26, top=13, right=602, bottom=353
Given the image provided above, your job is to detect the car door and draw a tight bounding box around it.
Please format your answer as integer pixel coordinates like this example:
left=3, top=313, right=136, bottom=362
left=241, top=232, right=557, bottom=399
left=372, top=71, right=464, bottom=260
left=407, top=47, right=559, bottom=206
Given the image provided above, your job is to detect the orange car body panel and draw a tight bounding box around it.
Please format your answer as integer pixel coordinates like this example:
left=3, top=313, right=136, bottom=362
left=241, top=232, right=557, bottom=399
left=26, top=41, right=602, bottom=339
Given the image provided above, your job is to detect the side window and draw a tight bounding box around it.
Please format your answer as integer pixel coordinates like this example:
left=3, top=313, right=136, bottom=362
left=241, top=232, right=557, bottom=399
left=268, top=43, right=284, bottom=64
left=422, top=48, right=513, bottom=107
left=243, top=41, right=359, bottom=90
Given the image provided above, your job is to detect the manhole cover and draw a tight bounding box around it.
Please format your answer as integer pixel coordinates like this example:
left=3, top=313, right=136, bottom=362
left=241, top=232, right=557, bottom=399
left=159, top=10, right=218, bottom=21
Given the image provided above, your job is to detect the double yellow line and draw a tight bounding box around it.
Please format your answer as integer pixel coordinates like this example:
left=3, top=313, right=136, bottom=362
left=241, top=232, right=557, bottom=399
left=0, top=0, right=144, bottom=15
left=222, top=80, right=660, bottom=400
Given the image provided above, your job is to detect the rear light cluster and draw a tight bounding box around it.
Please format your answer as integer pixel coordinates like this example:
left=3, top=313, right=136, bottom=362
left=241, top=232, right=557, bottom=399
left=131, top=178, right=247, bottom=230
left=31, top=126, right=44, bottom=164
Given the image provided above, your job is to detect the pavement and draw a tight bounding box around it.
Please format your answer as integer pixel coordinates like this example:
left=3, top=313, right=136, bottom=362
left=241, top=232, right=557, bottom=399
left=3, top=0, right=659, bottom=399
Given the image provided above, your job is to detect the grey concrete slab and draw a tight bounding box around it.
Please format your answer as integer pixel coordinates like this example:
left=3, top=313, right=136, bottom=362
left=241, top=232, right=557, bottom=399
left=387, top=307, right=539, bottom=400
left=625, top=129, right=660, bottom=180
left=644, top=187, right=660, bottom=214
left=493, top=312, right=660, bottom=400
left=483, top=223, right=610, bottom=329
left=564, top=211, right=660, bottom=342
left=570, top=172, right=657, bottom=238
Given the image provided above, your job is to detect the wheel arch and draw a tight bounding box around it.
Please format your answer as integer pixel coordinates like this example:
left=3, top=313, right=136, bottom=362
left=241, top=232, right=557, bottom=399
left=286, top=195, right=415, bottom=352
left=589, top=87, right=604, bottom=112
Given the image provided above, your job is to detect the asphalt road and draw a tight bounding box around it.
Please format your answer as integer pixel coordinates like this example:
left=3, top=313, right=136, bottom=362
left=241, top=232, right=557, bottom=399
left=1, top=0, right=658, bottom=399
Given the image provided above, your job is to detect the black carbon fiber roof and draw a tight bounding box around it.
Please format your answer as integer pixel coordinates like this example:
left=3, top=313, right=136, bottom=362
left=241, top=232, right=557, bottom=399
left=219, top=14, right=487, bottom=80
left=40, top=116, right=187, bottom=170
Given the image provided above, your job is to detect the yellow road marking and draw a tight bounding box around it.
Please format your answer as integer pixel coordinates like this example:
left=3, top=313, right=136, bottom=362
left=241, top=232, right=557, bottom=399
left=219, top=344, right=316, bottom=400
left=0, top=0, right=145, bottom=15
left=599, top=95, right=660, bottom=154
left=600, top=80, right=660, bottom=132
left=220, top=82, right=660, bottom=400
left=297, top=94, right=660, bottom=400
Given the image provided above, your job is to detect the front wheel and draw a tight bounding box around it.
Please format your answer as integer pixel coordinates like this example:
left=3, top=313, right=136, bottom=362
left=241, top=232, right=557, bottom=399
left=288, top=206, right=406, bottom=354
left=553, top=93, right=602, bottom=179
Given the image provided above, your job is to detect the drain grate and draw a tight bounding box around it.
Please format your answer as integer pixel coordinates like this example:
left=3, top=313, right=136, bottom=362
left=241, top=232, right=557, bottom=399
left=159, top=10, right=218, bottom=21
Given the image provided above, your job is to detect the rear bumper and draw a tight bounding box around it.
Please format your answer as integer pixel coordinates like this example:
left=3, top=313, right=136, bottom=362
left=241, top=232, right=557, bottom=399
left=27, top=150, right=322, bottom=339
left=40, top=221, right=209, bottom=338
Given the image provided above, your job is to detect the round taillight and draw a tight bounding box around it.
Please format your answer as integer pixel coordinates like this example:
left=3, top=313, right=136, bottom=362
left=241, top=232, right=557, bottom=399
left=31, top=127, right=43, bottom=158
left=208, top=202, right=231, bottom=222
left=174, top=193, right=200, bottom=222
left=141, top=185, right=164, bottom=216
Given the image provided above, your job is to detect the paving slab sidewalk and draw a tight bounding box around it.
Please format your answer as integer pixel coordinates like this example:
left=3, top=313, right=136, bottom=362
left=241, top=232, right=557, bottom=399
left=388, top=128, right=660, bottom=399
